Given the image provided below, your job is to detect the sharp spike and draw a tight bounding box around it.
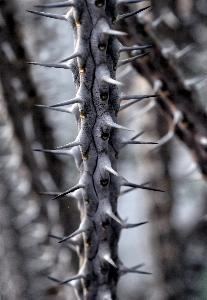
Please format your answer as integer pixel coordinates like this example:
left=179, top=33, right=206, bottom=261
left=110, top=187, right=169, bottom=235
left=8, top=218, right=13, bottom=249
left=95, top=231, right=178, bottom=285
left=125, top=221, right=148, bottom=229
left=103, top=255, right=117, bottom=268
left=53, top=183, right=84, bottom=200
left=120, top=181, right=150, bottom=196
left=104, top=165, right=125, bottom=180
left=38, top=191, right=65, bottom=197
left=119, top=45, right=153, bottom=53
left=106, top=210, right=126, bottom=227
left=120, top=265, right=151, bottom=275
left=131, top=131, right=145, bottom=140
left=55, top=140, right=81, bottom=150
left=28, top=62, right=69, bottom=69
left=117, top=52, right=149, bottom=68
left=34, top=1, right=74, bottom=8
left=117, top=6, right=151, bottom=22
left=102, top=75, right=124, bottom=86
left=117, top=0, right=148, bottom=4
left=120, top=98, right=149, bottom=111
left=60, top=274, right=84, bottom=285
left=59, top=51, right=81, bottom=63
left=27, top=10, right=67, bottom=20
left=59, top=228, right=86, bottom=243
left=106, top=120, right=133, bottom=131
left=33, top=148, right=72, bottom=156
left=122, top=181, right=164, bottom=192
left=51, top=97, right=83, bottom=107
left=120, top=94, right=156, bottom=101
left=47, top=276, right=72, bottom=287
left=35, top=104, right=72, bottom=114
left=121, top=139, right=158, bottom=145
left=102, top=28, right=127, bottom=36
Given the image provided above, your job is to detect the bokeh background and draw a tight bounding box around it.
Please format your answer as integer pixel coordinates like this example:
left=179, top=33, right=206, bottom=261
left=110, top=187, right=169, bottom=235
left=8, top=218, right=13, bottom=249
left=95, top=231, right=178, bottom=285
left=0, top=0, right=207, bottom=299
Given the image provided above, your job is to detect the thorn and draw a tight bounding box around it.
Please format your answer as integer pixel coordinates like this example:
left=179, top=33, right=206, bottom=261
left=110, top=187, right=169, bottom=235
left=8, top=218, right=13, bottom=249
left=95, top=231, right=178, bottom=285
left=120, top=97, right=151, bottom=111
left=106, top=119, right=133, bottom=131
left=131, top=131, right=145, bottom=140
left=34, top=1, right=74, bottom=9
left=59, top=51, right=81, bottom=63
left=125, top=221, right=148, bottom=229
left=28, top=62, right=69, bottom=69
left=106, top=210, right=126, bottom=228
left=122, top=181, right=164, bottom=192
left=104, top=165, right=125, bottom=180
left=59, top=228, right=86, bottom=243
left=120, top=265, right=151, bottom=275
left=120, top=181, right=150, bottom=196
left=117, top=0, right=148, bottom=4
left=47, top=276, right=72, bottom=287
left=53, top=183, right=84, bottom=200
left=117, top=52, right=149, bottom=68
left=55, top=140, right=81, bottom=150
left=38, top=191, right=65, bottom=197
left=120, top=94, right=156, bottom=101
left=35, top=104, right=72, bottom=114
left=33, top=148, right=72, bottom=156
left=119, top=45, right=153, bottom=53
left=102, top=75, right=124, bottom=86
left=103, top=255, right=117, bottom=268
left=102, top=28, right=127, bottom=36
left=117, top=6, right=151, bottom=22
left=51, top=97, right=83, bottom=107
left=121, top=139, right=158, bottom=146
left=60, top=274, right=84, bottom=285
left=27, top=10, right=67, bottom=21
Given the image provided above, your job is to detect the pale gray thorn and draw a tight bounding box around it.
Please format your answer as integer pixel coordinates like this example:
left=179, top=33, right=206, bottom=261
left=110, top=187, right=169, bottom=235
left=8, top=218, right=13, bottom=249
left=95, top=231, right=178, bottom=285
left=122, top=180, right=164, bottom=192
left=102, top=28, right=127, bottom=36
left=121, top=139, right=158, bottom=145
left=116, top=6, right=151, bottom=22
left=102, top=75, right=124, bottom=86
left=35, top=104, right=73, bottom=114
left=27, top=10, right=67, bottom=20
left=106, top=119, right=133, bottom=131
left=104, top=165, right=125, bottom=180
left=120, top=181, right=150, bottom=195
left=34, top=1, right=74, bottom=8
left=117, top=52, right=149, bottom=68
left=131, top=131, right=145, bottom=140
left=59, top=51, right=81, bottom=63
left=33, top=148, right=73, bottom=156
left=55, top=140, right=81, bottom=150
left=38, top=191, right=66, bottom=197
left=60, top=274, right=84, bottom=285
left=119, top=45, right=153, bottom=53
left=183, top=75, right=206, bottom=89
left=103, top=255, right=118, bottom=269
left=48, top=276, right=72, bottom=287
left=117, top=0, right=148, bottom=4
left=28, top=62, right=69, bottom=69
left=120, top=98, right=149, bottom=111
left=120, top=94, right=156, bottom=101
left=51, top=97, right=83, bottom=107
left=53, top=183, right=84, bottom=200
left=105, top=210, right=126, bottom=228
left=125, top=221, right=148, bottom=229
left=59, top=228, right=86, bottom=243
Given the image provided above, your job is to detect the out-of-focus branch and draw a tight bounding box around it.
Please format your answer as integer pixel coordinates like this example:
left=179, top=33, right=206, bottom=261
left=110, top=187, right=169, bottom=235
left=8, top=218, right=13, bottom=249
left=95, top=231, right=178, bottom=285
left=0, top=0, right=63, bottom=189
left=117, top=3, right=207, bottom=178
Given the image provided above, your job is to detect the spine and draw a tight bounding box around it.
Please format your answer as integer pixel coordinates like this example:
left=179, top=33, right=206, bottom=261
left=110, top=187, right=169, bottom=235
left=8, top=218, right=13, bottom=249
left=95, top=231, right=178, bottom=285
left=29, top=1, right=161, bottom=299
